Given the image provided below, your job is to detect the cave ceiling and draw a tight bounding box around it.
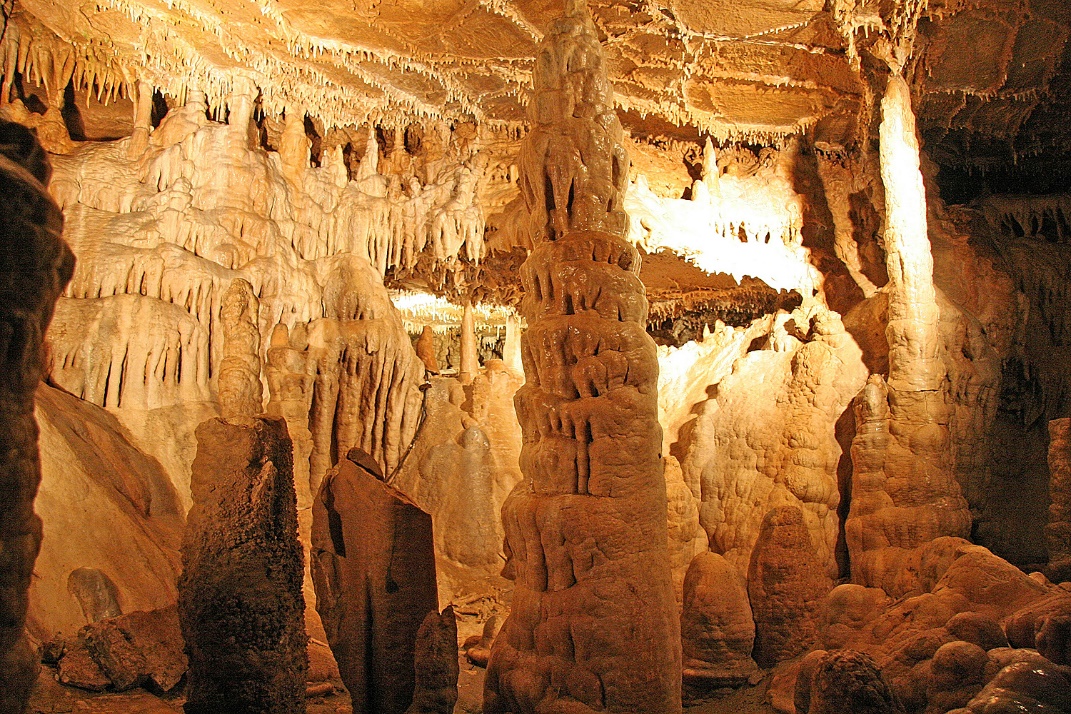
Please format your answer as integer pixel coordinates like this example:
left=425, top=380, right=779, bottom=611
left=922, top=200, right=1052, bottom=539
left=7, top=0, right=1070, bottom=168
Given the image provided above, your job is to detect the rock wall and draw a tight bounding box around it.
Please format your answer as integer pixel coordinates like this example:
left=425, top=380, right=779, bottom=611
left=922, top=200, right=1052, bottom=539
left=0, top=119, right=75, bottom=713
left=484, top=2, right=682, bottom=711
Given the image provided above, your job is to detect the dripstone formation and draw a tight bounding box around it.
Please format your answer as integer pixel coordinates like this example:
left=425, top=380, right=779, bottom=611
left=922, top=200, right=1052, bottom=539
left=845, top=75, right=972, bottom=596
left=311, top=448, right=439, bottom=714
left=1048, top=418, right=1071, bottom=583
left=0, top=120, right=75, bottom=714
left=178, top=279, right=307, bottom=713
left=483, top=2, right=682, bottom=711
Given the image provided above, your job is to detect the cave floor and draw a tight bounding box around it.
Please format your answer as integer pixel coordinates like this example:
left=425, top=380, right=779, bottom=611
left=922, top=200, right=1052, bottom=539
left=28, top=657, right=778, bottom=713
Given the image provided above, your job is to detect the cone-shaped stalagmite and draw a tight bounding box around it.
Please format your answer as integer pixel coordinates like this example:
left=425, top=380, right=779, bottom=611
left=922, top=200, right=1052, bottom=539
left=845, top=76, right=971, bottom=596
left=484, top=2, right=682, bottom=711
left=0, top=120, right=75, bottom=714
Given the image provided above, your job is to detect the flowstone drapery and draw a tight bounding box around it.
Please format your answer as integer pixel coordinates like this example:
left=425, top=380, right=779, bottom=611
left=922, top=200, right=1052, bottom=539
left=483, top=2, right=682, bottom=712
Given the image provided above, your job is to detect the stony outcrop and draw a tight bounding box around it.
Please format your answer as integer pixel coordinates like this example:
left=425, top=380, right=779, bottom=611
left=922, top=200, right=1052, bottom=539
left=178, top=416, right=307, bottom=713
left=406, top=607, right=460, bottom=714
left=794, top=649, right=902, bottom=714
left=680, top=551, right=759, bottom=689
left=0, top=118, right=75, bottom=714
left=311, top=448, right=438, bottom=714
left=747, top=506, right=832, bottom=668
left=680, top=306, right=867, bottom=579
left=1048, top=418, right=1071, bottom=583
left=53, top=605, right=187, bottom=694
left=845, top=76, right=972, bottom=595
left=30, top=383, right=184, bottom=639
left=483, top=2, right=682, bottom=711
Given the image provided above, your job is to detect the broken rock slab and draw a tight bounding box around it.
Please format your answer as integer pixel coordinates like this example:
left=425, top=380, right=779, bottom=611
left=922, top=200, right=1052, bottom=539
left=312, top=447, right=438, bottom=714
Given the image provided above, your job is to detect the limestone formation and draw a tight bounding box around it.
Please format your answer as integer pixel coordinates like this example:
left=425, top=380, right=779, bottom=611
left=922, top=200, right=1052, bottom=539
left=846, top=76, right=972, bottom=596
left=1048, top=418, right=1071, bottom=583
left=0, top=119, right=74, bottom=714
left=794, top=649, right=902, bottom=714
left=406, top=607, right=460, bottom=714
left=484, top=2, right=682, bottom=712
left=680, top=551, right=759, bottom=688
left=218, top=278, right=263, bottom=421
left=265, top=323, right=315, bottom=508
left=311, top=448, right=439, bottom=714
left=747, top=505, right=832, bottom=668
left=178, top=416, right=307, bottom=713
left=416, top=326, right=440, bottom=374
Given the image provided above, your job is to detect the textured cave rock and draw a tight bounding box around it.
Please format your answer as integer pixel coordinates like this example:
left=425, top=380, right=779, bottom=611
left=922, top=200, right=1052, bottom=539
left=747, top=505, right=832, bottom=668
left=845, top=76, right=972, bottom=596
left=484, top=2, right=682, bottom=711
left=1048, top=418, right=1071, bottom=583
left=406, top=606, right=460, bottom=714
left=794, top=649, right=902, bottom=714
left=177, top=416, right=307, bottom=713
left=0, top=119, right=75, bottom=714
left=680, top=551, right=759, bottom=689
left=311, top=449, right=438, bottom=714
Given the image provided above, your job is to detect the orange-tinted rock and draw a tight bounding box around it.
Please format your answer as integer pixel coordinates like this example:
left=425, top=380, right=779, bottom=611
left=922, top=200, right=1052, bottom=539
left=416, top=326, right=439, bottom=374
left=178, top=416, right=307, bottom=713
left=311, top=448, right=438, bottom=714
left=794, top=649, right=902, bottom=714
left=1048, top=418, right=1071, bottom=583
left=0, top=119, right=74, bottom=714
left=680, top=551, right=758, bottom=687
left=406, top=607, right=459, bottom=714
left=748, top=506, right=832, bottom=668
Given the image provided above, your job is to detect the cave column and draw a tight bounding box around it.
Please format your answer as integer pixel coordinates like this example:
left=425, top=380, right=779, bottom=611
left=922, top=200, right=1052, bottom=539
left=844, top=75, right=971, bottom=593
left=459, top=300, right=478, bottom=386
left=484, top=1, right=681, bottom=710
left=127, top=79, right=154, bottom=159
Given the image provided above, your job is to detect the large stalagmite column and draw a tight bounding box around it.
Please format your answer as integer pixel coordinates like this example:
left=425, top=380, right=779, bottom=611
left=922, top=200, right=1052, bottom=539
left=484, top=2, right=682, bottom=712
left=0, top=121, right=74, bottom=714
left=845, top=76, right=971, bottom=594
left=179, top=278, right=307, bottom=713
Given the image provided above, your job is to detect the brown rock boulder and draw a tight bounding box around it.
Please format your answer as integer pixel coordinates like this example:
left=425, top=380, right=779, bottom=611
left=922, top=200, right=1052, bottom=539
left=406, top=607, right=459, bottom=714
left=748, top=506, right=833, bottom=667
left=795, top=649, right=903, bottom=714
left=680, top=551, right=759, bottom=688
left=312, top=448, right=438, bottom=714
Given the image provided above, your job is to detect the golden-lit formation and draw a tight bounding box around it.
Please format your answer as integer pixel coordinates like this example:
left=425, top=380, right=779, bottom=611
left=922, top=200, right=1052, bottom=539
left=1, top=0, right=1070, bottom=713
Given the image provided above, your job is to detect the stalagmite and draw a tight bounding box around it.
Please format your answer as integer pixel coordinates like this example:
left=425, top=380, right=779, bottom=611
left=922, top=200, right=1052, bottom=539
left=311, top=448, right=438, bottom=714
left=218, top=279, right=263, bottom=421
left=178, top=416, right=308, bottom=714
left=484, top=1, right=682, bottom=711
left=179, top=274, right=307, bottom=713
left=127, top=79, right=154, bottom=159
left=0, top=120, right=74, bottom=714
left=1047, top=418, right=1071, bottom=583
left=503, top=312, right=523, bottom=376
left=459, top=300, right=478, bottom=385
left=845, top=75, right=972, bottom=595
left=406, top=607, right=460, bottom=714
left=416, top=325, right=440, bottom=374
